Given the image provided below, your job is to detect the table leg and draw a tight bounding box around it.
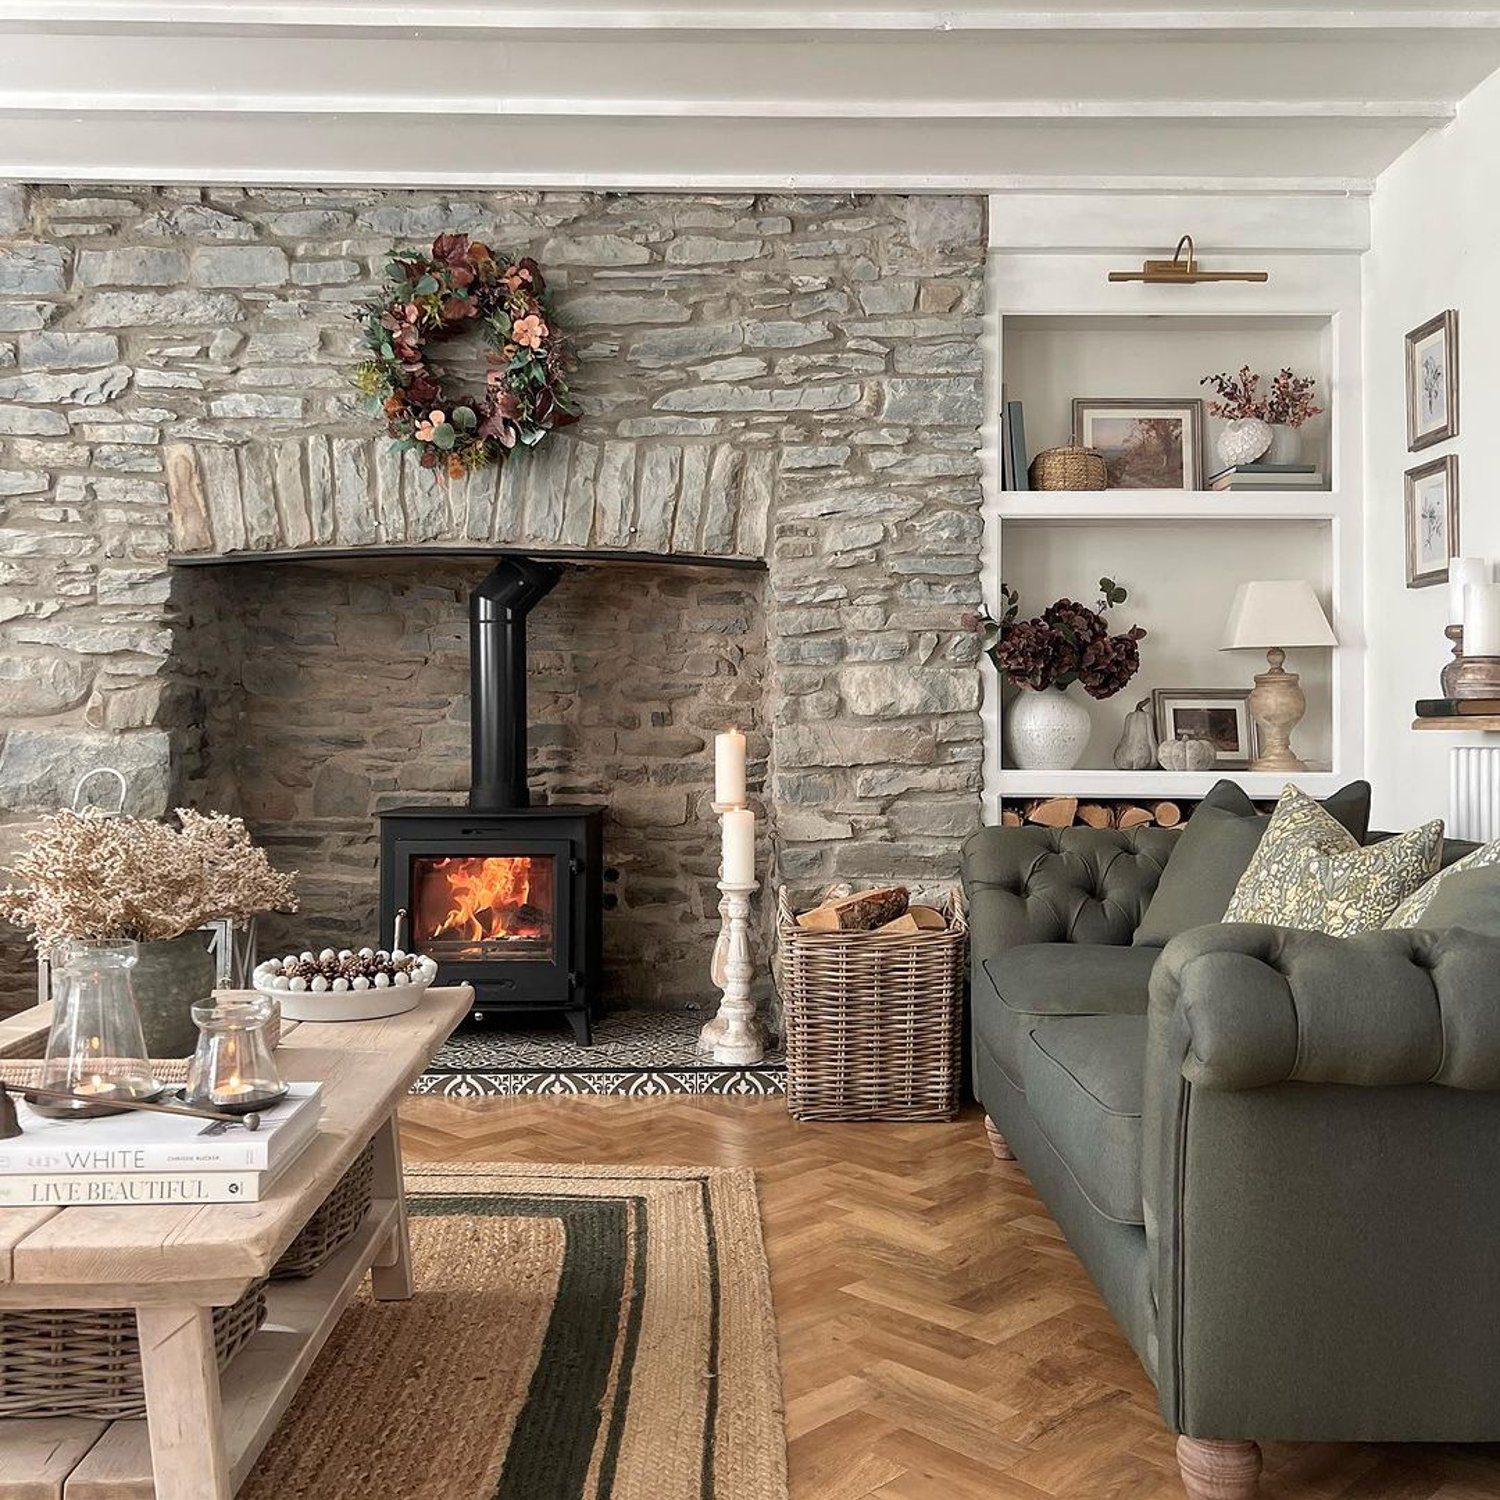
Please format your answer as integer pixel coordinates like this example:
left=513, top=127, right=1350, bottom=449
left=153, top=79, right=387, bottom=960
left=135, top=1303, right=231, bottom=1500
left=369, top=1109, right=414, bottom=1301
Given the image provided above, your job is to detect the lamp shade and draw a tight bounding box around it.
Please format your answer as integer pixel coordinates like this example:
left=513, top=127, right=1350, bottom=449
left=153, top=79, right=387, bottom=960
left=1221, top=580, right=1337, bottom=650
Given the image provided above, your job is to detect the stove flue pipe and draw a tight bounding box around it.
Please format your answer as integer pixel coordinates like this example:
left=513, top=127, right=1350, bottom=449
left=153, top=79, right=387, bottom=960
left=469, top=556, right=562, bottom=811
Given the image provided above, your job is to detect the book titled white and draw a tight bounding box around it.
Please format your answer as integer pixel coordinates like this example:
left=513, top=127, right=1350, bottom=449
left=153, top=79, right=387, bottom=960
left=0, top=1167, right=285, bottom=1206
left=0, top=1083, right=322, bottom=1175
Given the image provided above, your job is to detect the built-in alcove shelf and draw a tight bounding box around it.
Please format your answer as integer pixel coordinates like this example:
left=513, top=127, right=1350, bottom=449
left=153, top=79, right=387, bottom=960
left=1412, top=718, right=1500, bottom=733
left=996, top=768, right=1340, bottom=800
left=998, top=492, right=1348, bottom=525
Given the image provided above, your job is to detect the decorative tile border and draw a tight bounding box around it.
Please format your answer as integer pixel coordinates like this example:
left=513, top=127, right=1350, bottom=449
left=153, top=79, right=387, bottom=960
left=412, top=1067, right=786, bottom=1098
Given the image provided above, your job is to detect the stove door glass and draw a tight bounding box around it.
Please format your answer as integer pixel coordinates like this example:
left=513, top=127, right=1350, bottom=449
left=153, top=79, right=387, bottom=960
left=409, top=853, right=556, bottom=963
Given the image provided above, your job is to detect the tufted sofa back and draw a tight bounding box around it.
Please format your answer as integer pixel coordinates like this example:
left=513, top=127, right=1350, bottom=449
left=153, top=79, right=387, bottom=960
left=962, top=824, right=1178, bottom=957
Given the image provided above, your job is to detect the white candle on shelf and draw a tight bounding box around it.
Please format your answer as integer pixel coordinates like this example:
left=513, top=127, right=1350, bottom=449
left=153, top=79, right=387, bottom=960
left=722, top=807, right=756, bottom=885
left=1449, top=557, right=1491, bottom=626
left=714, top=729, right=747, bottom=807
left=1464, top=582, right=1500, bottom=657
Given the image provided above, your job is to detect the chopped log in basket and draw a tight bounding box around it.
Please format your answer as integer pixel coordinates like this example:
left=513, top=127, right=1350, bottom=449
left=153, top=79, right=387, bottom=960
left=1000, top=797, right=1184, bottom=831
left=794, top=885, right=952, bottom=934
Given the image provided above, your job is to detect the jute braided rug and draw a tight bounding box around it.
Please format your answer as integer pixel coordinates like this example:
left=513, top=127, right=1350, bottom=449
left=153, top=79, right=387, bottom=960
left=242, top=1163, right=788, bottom=1500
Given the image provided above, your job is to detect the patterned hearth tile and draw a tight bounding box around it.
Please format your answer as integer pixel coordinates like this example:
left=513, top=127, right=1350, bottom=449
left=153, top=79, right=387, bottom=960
left=415, top=1007, right=787, bottom=1098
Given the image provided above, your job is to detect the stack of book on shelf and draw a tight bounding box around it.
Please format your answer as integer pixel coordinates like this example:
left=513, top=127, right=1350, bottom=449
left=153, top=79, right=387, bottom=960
left=1208, top=461, right=1325, bottom=492
left=0, top=1083, right=322, bottom=1205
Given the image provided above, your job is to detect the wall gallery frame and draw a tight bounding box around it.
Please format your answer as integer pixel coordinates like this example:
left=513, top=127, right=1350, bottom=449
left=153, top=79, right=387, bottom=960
left=1404, top=453, right=1460, bottom=589
left=1072, top=398, right=1205, bottom=491
left=1151, top=688, right=1259, bottom=769
left=1405, top=309, right=1459, bottom=451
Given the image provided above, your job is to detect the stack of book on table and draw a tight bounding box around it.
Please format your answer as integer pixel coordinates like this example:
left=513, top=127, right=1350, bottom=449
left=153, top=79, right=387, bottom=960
left=0, top=1083, right=321, bottom=1205
left=1208, top=461, right=1325, bottom=491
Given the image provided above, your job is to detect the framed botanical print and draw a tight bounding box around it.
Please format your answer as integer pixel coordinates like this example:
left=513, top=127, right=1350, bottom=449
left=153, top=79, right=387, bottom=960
left=1151, top=688, right=1259, bottom=770
left=1072, top=398, right=1205, bottom=491
left=1404, top=453, right=1460, bottom=588
left=1405, top=309, right=1459, bottom=451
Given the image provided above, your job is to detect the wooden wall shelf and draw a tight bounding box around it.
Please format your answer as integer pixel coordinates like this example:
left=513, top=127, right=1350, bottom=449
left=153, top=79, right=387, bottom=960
left=1411, top=717, right=1500, bottom=732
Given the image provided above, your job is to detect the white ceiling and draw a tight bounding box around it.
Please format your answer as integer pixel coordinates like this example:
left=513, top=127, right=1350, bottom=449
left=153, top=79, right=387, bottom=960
left=2, top=3, right=1499, bottom=190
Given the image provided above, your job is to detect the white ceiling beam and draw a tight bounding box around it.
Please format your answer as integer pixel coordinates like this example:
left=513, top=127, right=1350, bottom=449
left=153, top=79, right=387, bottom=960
left=0, top=94, right=1456, bottom=123
left=6, top=4, right=1500, bottom=32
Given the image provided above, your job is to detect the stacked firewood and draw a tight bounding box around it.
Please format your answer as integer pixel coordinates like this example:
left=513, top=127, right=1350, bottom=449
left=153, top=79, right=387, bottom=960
left=793, top=884, right=952, bottom=934
left=1000, top=796, right=1182, bottom=831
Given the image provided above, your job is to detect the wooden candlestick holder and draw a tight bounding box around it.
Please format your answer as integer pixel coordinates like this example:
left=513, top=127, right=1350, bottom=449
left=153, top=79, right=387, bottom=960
left=697, top=879, right=764, bottom=1066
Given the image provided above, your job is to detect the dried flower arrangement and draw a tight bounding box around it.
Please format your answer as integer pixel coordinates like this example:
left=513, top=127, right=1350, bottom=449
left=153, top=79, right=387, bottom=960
left=966, top=578, right=1147, bottom=700
left=352, top=232, right=579, bottom=481
left=0, top=808, right=298, bottom=951
left=1201, top=364, right=1324, bottom=428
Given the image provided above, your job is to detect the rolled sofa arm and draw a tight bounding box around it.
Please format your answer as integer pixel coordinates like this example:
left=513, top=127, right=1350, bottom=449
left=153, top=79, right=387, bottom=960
left=961, top=823, right=1175, bottom=952
left=1152, top=922, right=1500, bottom=1091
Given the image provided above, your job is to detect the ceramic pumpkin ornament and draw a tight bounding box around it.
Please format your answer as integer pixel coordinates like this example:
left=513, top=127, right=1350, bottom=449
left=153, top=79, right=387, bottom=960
left=1157, top=733, right=1217, bottom=773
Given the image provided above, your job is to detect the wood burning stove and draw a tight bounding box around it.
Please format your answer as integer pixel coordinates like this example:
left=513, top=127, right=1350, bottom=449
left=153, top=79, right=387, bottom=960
left=379, top=557, right=604, bottom=1042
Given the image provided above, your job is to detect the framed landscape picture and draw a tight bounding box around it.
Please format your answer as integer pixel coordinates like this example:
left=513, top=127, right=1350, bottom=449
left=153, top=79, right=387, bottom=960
left=1151, top=688, right=1259, bottom=770
left=1404, top=453, right=1460, bottom=588
left=1405, top=309, right=1459, bottom=451
left=1072, top=398, right=1204, bottom=491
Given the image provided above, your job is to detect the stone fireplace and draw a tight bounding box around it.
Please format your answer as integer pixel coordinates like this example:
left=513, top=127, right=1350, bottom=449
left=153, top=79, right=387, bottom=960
left=0, top=184, right=988, bottom=1018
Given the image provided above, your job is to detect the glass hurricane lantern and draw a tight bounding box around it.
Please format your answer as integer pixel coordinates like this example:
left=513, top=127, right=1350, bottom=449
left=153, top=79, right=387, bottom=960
left=31, top=938, right=160, bottom=1118
left=184, top=996, right=286, bottom=1115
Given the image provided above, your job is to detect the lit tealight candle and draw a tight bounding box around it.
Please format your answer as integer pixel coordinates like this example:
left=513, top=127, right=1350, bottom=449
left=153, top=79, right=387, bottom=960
left=722, top=807, right=756, bottom=886
left=715, top=729, right=747, bottom=807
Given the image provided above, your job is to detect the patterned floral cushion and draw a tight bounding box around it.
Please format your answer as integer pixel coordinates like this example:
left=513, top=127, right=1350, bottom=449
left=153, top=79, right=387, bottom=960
left=1385, top=837, right=1500, bottom=928
left=1223, top=784, right=1443, bottom=937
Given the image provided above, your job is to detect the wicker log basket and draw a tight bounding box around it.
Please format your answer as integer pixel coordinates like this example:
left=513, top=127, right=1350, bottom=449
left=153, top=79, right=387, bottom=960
left=273, top=1138, right=376, bottom=1279
left=0, top=1282, right=266, bottom=1421
left=1028, top=444, right=1109, bottom=491
left=777, top=887, right=967, bottom=1123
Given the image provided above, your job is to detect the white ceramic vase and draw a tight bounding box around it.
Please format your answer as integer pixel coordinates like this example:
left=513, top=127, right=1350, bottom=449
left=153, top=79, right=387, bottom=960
left=1215, top=417, right=1272, bottom=471
left=1266, top=423, right=1300, bottom=465
left=1006, top=686, right=1092, bottom=770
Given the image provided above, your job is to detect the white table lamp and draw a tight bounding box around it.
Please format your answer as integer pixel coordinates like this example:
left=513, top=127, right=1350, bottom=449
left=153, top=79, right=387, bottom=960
left=1221, top=580, right=1337, bottom=773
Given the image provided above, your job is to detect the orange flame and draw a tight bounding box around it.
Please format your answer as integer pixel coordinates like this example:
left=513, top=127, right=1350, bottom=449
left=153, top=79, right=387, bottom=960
left=425, top=856, right=544, bottom=944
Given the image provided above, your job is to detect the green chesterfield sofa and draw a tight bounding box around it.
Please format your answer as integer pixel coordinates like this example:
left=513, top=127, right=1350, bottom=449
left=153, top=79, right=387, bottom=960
left=961, top=783, right=1499, bottom=1498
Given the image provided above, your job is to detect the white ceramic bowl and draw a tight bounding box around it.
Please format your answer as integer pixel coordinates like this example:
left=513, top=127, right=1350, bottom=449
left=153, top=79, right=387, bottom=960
left=252, top=950, right=438, bottom=1023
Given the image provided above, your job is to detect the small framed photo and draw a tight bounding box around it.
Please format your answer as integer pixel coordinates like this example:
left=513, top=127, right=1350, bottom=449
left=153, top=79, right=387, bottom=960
left=1405, top=309, right=1459, bottom=451
left=1404, top=453, right=1460, bottom=589
left=1152, top=688, right=1259, bottom=770
left=1072, top=398, right=1205, bottom=491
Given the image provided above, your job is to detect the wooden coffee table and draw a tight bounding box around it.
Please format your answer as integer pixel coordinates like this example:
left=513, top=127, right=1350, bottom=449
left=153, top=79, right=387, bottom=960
left=0, top=984, right=472, bottom=1500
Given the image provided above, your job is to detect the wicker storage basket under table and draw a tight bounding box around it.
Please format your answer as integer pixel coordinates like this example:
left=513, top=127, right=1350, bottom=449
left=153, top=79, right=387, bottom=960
left=0, top=1280, right=266, bottom=1421
left=778, top=889, right=967, bottom=1122
left=272, top=1138, right=376, bottom=1279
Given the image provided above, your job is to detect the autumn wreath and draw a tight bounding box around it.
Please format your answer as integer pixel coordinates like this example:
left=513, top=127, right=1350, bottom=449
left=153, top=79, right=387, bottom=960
left=353, top=232, right=578, bottom=479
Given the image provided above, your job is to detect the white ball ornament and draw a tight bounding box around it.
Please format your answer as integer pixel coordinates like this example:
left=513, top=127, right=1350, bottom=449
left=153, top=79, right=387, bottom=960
left=300, top=951, right=314, bottom=963
left=358, top=946, right=374, bottom=959
left=338, top=949, right=352, bottom=961
left=318, top=948, right=335, bottom=963
left=284, top=955, right=298, bottom=969
left=273, top=975, right=290, bottom=991
left=392, top=970, right=409, bottom=986
left=374, top=972, right=390, bottom=988
left=352, top=976, right=370, bottom=991
left=310, top=976, right=328, bottom=993
left=289, top=976, right=308, bottom=993
left=332, top=977, right=349, bottom=993
left=391, top=948, right=406, bottom=962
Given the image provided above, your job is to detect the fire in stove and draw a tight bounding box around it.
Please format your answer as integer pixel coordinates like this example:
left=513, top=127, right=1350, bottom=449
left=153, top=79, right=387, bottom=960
left=411, top=854, right=554, bottom=960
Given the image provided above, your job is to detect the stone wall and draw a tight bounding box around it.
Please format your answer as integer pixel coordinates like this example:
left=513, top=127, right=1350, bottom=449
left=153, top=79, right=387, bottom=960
left=0, top=184, right=987, bottom=1014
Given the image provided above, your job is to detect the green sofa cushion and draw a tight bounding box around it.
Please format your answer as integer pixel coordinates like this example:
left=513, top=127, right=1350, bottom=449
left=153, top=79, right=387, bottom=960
left=977, top=943, right=1158, bottom=1089
left=1134, top=777, right=1372, bottom=947
left=1416, top=865, right=1500, bottom=938
left=1023, top=1014, right=1148, bottom=1226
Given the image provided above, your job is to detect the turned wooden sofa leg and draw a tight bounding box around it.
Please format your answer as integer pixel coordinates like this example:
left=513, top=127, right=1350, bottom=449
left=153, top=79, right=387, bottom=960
left=1176, top=1437, right=1262, bottom=1500
left=983, top=1115, right=1016, bottom=1161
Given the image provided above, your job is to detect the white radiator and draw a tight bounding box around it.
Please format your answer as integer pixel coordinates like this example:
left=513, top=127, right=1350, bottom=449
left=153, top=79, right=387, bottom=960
left=1449, top=746, right=1500, bottom=842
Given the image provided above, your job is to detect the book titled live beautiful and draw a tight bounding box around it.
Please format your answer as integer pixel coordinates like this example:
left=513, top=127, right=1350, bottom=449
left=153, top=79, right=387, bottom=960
left=0, top=1084, right=322, bottom=1205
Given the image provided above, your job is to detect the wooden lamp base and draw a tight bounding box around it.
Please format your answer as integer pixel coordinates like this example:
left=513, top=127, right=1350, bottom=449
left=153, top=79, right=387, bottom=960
left=1247, top=647, right=1307, bottom=773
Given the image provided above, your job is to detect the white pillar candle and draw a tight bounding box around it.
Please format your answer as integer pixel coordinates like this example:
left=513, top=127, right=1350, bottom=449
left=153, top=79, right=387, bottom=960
left=1449, top=557, right=1491, bottom=625
left=1464, top=582, right=1500, bottom=657
left=722, top=807, right=756, bottom=885
left=714, top=729, right=747, bottom=807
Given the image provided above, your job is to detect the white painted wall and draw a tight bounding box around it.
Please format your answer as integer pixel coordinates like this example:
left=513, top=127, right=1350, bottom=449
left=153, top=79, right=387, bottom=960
left=1363, top=66, right=1500, bottom=830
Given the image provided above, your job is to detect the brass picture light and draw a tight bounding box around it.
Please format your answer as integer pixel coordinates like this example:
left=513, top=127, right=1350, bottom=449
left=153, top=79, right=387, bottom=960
left=1109, top=234, right=1269, bottom=286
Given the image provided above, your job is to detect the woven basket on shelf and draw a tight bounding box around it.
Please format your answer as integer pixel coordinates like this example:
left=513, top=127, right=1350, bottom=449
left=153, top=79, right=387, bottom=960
left=0, top=1280, right=265, bottom=1420
left=777, top=889, right=967, bottom=1123
left=1028, top=445, right=1109, bottom=491
left=272, top=1139, right=375, bottom=1279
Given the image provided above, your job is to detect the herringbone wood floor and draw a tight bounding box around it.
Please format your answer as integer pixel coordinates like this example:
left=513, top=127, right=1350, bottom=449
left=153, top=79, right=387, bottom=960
left=400, top=1096, right=1500, bottom=1500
